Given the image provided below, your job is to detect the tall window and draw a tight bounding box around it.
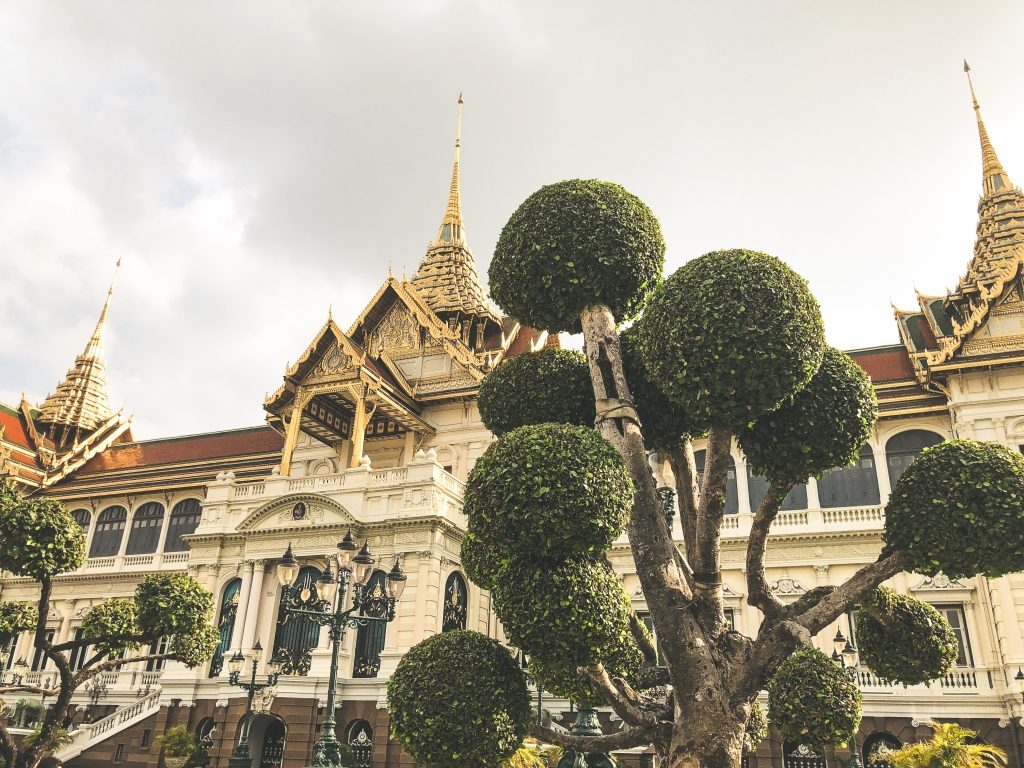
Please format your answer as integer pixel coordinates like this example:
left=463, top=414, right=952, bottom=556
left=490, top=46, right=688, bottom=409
left=347, top=720, right=374, bottom=768
left=934, top=605, right=973, bottom=666
left=31, top=630, right=56, bottom=671
left=164, top=499, right=202, bottom=552
left=817, top=446, right=880, bottom=508
left=747, top=469, right=807, bottom=511
left=89, top=506, right=128, bottom=558
left=353, top=570, right=390, bottom=678
left=442, top=572, right=468, bottom=632
left=885, top=430, right=943, bottom=488
left=1, top=635, right=17, bottom=671
left=146, top=637, right=169, bottom=672
left=125, top=502, right=165, bottom=555
left=273, top=566, right=322, bottom=676
left=71, top=509, right=91, bottom=530
left=693, top=450, right=739, bottom=514
left=210, top=579, right=242, bottom=677
left=724, top=609, right=736, bottom=632
left=68, top=628, right=89, bottom=671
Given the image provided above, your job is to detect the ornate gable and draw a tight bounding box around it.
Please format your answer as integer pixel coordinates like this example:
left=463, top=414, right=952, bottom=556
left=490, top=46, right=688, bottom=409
left=237, top=493, right=357, bottom=533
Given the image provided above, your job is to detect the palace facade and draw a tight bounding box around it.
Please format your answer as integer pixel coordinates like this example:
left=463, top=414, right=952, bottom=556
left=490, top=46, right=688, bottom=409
left=3, top=81, right=1024, bottom=768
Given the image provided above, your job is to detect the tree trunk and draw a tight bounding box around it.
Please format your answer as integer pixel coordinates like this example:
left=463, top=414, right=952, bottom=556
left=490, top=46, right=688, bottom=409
left=667, top=713, right=746, bottom=768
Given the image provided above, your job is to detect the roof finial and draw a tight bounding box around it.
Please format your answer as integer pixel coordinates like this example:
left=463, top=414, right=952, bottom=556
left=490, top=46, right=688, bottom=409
left=432, top=93, right=466, bottom=247
left=82, top=258, right=121, bottom=360
left=964, top=60, right=1013, bottom=197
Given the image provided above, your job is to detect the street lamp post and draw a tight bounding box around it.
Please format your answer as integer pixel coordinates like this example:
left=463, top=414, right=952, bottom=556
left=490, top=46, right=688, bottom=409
left=226, top=641, right=283, bottom=768
left=832, top=629, right=862, bottom=768
left=275, top=531, right=406, bottom=768
left=84, top=679, right=108, bottom=722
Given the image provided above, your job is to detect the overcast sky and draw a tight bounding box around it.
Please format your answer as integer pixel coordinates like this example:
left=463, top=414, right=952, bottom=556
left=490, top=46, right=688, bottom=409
left=2, top=2, right=1023, bottom=439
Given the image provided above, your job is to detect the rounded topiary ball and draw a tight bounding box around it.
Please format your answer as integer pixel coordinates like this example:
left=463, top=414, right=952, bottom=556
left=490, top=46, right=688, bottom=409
left=478, top=348, right=595, bottom=435
left=0, top=602, right=38, bottom=638
left=0, top=496, right=85, bottom=578
left=855, top=587, right=958, bottom=685
left=387, top=630, right=530, bottom=768
left=490, top=179, right=665, bottom=332
left=768, top=646, right=862, bottom=747
left=465, top=424, right=633, bottom=561
left=135, top=574, right=214, bottom=638
left=884, top=439, right=1024, bottom=578
left=82, top=599, right=142, bottom=655
left=739, top=347, right=877, bottom=486
left=621, top=328, right=703, bottom=450
left=460, top=529, right=506, bottom=591
left=493, top=557, right=633, bottom=665
left=634, top=249, right=825, bottom=429
left=526, top=635, right=643, bottom=708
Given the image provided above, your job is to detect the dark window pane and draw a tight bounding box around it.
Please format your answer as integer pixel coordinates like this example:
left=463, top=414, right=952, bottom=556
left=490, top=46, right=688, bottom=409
left=273, top=566, right=322, bottom=676
left=71, top=509, right=91, bottom=529
left=817, top=446, right=880, bottom=508
left=165, top=499, right=202, bottom=552
left=746, top=470, right=808, bottom=511
left=693, top=450, right=739, bottom=514
left=210, top=579, right=242, bottom=677
left=353, top=570, right=390, bottom=678
left=885, top=430, right=943, bottom=488
left=125, top=502, right=165, bottom=555
left=935, top=605, right=972, bottom=666
left=31, top=630, right=55, bottom=671
left=89, top=506, right=127, bottom=558
left=442, top=572, right=468, bottom=632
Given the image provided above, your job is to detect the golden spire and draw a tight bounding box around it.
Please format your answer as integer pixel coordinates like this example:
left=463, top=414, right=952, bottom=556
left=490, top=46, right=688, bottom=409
left=433, top=92, right=465, bottom=246
left=39, top=259, right=119, bottom=446
left=964, top=61, right=1014, bottom=197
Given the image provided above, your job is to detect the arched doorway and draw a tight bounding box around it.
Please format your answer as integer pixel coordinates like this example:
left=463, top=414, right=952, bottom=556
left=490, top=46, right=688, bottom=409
left=782, top=741, right=827, bottom=768
left=862, top=732, right=901, bottom=767
left=245, top=714, right=286, bottom=768
left=347, top=720, right=373, bottom=768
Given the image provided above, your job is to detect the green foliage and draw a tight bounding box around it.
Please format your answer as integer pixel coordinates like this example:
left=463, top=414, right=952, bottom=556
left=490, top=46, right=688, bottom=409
left=886, top=720, right=1006, bottom=768
left=490, top=179, right=665, bottom=332
left=634, top=249, right=825, bottom=429
left=767, top=646, right=862, bottom=748
left=0, top=487, right=85, bottom=578
left=464, top=424, right=633, bottom=561
left=884, top=440, right=1024, bottom=578
left=526, top=635, right=643, bottom=708
left=855, top=587, right=958, bottom=685
left=493, top=557, right=634, bottom=669
left=740, top=347, right=877, bottom=486
left=0, top=602, right=38, bottom=639
left=387, top=630, right=531, bottom=768
left=23, top=725, right=72, bottom=751
left=744, top=701, right=768, bottom=753
left=460, top=530, right=505, bottom=591
left=500, top=745, right=547, bottom=768
left=135, top=573, right=214, bottom=639
left=478, top=348, right=595, bottom=436
left=170, top=625, right=221, bottom=668
left=155, top=726, right=199, bottom=758
left=620, top=328, right=702, bottom=450
left=81, top=599, right=142, bottom=655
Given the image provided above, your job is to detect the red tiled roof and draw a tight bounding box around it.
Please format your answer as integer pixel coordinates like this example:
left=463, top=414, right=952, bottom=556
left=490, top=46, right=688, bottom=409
left=505, top=327, right=559, bottom=357
left=0, top=407, right=32, bottom=450
left=78, top=426, right=283, bottom=473
left=849, top=347, right=916, bottom=382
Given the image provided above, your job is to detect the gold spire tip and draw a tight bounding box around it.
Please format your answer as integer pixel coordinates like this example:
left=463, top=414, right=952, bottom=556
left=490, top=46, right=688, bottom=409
left=964, top=59, right=979, bottom=108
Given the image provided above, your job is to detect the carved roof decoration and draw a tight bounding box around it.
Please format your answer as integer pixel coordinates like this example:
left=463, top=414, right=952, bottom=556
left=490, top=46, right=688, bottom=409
left=894, top=65, right=1024, bottom=387
left=235, top=492, right=357, bottom=533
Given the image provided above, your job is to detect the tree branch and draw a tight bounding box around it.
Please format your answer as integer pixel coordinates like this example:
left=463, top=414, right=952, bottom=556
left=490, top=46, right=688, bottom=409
left=584, top=664, right=659, bottom=728
left=529, top=723, right=658, bottom=752
left=745, top=478, right=791, bottom=618
left=631, top=665, right=670, bottom=690
left=74, top=653, right=176, bottom=687
left=629, top=612, right=659, bottom=667
left=693, top=425, right=732, bottom=631
left=793, top=551, right=906, bottom=635
left=666, top=442, right=699, bottom=565
left=0, top=710, right=15, bottom=768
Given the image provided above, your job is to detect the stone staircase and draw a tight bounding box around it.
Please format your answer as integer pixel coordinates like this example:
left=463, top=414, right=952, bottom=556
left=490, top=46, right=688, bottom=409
left=55, top=689, right=162, bottom=763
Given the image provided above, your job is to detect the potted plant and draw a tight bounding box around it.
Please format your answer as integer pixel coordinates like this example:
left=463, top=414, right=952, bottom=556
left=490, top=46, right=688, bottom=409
left=155, top=726, right=197, bottom=768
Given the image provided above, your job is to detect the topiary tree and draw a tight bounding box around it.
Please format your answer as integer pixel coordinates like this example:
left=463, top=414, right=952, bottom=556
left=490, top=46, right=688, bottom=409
left=478, top=347, right=595, bottom=435
left=396, top=179, right=1024, bottom=768
left=854, top=587, right=958, bottom=685
left=387, top=630, right=531, bottom=768
left=0, top=479, right=219, bottom=768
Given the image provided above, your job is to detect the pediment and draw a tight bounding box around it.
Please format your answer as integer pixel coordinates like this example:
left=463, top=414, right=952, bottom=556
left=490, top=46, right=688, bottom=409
left=237, top=493, right=357, bottom=533
left=909, top=572, right=972, bottom=595
left=959, top=284, right=1024, bottom=356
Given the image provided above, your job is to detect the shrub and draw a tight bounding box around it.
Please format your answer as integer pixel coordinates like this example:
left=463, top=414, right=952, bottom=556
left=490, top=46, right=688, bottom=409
left=388, top=630, right=531, bottom=768
left=135, top=574, right=214, bottom=638
left=490, top=179, right=665, bottom=332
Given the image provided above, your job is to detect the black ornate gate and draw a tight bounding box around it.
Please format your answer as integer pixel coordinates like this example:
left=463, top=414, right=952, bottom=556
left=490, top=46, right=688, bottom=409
left=273, top=566, right=322, bottom=676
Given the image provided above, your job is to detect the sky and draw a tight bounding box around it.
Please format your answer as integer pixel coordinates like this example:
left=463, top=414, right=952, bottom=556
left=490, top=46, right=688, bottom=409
left=2, top=1, right=1024, bottom=439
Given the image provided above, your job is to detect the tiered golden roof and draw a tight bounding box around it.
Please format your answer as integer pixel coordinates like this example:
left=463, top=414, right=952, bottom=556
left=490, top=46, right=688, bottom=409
left=39, top=262, right=118, bottom=446
left=410, top=94, right=501, bottom=324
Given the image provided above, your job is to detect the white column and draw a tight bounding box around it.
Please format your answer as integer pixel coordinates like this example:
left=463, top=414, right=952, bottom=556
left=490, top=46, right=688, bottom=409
left=57, top=605, right=74, bottom=644
left=229, top=562, right=255, bottom=652
left=240, top=562, right=267, bottom=650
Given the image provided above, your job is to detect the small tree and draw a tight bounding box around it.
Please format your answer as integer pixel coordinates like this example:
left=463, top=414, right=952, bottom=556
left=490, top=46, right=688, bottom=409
left=0, top=479, right=219, bottom=768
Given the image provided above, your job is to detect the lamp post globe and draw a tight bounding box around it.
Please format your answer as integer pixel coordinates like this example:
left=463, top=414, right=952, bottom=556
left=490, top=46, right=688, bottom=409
left=831, top=626, right=862, bottom=768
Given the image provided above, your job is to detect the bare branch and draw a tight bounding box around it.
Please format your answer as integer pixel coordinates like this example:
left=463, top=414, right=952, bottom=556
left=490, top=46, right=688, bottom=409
left=529, top=723, right=658, bottom=752
left=74, top=653, right=176, bottom=687
left=692, top=425, right=732, bottom=631
left=745, top=478, right=791, bottom=618
left=0, top=684, right=60, bottom=696
left=794, top=551, right=906, bottom=635
left=583, top=664, right=659, bottom=728
left=666, top=442, right=699, bottom=565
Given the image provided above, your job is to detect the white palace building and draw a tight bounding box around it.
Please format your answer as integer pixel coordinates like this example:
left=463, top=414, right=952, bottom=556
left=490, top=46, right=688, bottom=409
left=3, top=82, right=1024, bottom=768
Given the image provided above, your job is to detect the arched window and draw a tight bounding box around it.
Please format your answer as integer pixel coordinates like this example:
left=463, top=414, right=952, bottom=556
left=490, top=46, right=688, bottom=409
left=209, top=579, right=242, bottom=678
left=347, top=720, right=373, bottom=768
left=747, top=468, right=808, bottom=511
left=885, top=430, right=943, bottom=488
left=862, top=732, right=901, bottom=768
left=125, top=502, right=165, bottom=555
left=89, top=506, right=127, bottom=558
left=353, top=570, right=390, bottom=678
left=817, top=445, right=880, bottom=508
left=273, top=566, right=322, bottom=676
left=442, top=572, right=468, bottom=632
left=782, top=741, right=827, bottom=768
left=194, top=717, right=216, bottom=752
left=164, top=499, right=202, bottom=552
left=693, top=450, right=739, bottom=514
left=71, top=509, right=91, bottom=530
